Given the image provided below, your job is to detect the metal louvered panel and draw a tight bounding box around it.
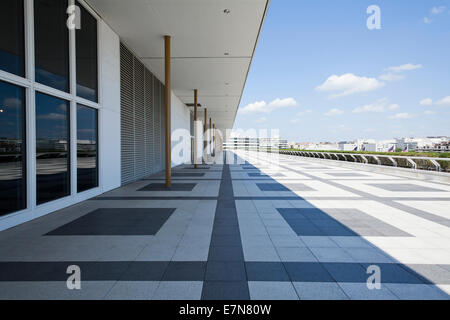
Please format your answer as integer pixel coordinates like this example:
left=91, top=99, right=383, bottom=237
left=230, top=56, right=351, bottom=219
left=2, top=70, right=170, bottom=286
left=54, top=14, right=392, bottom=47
left=133, top=58, right=146, bottom=180
left=120, top=44, right=135, bottom=185
left=144, top=70, right=154, bottom=175
left=120, top=42, right=166, bottom=184
left=160, top=81, right=166, bottom=168
left=153, top=79, right=161, bottom=171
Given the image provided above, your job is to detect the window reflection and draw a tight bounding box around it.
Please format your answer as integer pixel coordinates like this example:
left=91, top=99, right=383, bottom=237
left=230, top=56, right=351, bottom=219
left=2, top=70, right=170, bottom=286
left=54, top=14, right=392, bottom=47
left=76, top=1, right=98, bottom=102
left=34, top=0, right=69, bottom=92
left=36, top=92, right=70, bottom=204
left=0, top=81, right=26, bottom=216
left=77, top=104, right=98, bottom=192
left=0, top=0, right=25, bottom=77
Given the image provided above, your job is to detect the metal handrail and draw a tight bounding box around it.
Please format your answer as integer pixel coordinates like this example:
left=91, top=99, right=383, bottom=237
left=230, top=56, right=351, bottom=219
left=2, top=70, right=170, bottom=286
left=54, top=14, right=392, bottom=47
left=277, top=150, right=450, bottom=172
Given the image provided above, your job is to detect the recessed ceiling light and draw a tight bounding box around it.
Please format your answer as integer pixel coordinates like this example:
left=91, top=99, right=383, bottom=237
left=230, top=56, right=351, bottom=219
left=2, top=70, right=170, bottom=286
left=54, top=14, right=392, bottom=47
left=223, top=9, right=231, bottom=14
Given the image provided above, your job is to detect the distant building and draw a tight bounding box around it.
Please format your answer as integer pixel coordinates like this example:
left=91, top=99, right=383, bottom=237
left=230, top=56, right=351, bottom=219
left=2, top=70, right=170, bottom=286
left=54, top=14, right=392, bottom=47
left=223, top=137, right=288, bottom=150
left=338, top=141, right=358, bottom=151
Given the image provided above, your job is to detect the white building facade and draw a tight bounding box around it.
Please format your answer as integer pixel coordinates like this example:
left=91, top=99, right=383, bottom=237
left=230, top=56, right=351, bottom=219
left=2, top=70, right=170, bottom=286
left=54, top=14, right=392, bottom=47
left=0, top=0, right=268, bottom=231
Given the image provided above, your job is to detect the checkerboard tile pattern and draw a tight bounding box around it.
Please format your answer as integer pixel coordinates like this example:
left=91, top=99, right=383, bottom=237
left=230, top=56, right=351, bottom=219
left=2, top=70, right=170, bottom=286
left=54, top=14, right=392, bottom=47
left=0, top=151, right=448, bottom=300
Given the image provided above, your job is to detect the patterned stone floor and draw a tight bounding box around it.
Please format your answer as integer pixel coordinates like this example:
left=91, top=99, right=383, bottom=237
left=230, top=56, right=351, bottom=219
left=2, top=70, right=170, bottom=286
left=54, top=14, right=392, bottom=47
left=0, top=150, right=449, bottom=300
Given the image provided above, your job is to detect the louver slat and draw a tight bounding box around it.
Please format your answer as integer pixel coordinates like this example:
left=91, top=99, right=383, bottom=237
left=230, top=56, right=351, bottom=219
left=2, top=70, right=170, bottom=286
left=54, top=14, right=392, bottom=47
left=120, top=43, right=166, bottom=185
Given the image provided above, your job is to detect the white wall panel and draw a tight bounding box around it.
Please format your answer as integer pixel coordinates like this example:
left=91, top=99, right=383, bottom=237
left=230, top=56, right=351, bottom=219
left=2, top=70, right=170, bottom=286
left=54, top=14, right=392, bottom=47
left=99, top=21, right=121, bottom=191
left=171, top=92, right=191, bottom=165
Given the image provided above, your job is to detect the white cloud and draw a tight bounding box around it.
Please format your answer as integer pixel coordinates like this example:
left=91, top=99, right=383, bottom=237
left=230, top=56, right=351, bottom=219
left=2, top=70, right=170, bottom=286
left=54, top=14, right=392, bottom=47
left=2, top=97, right=22, bottom=108
left=238, top=101, right=266, bottom=115
left=352, top=98, right=387, bottom=113
left=239, top=97, right=298, bottom=115
left=290, top=110, right=312, bottom=123
left=387, top=63, right=422, bottom=73
left=388, top=104, right=400, bottom=111
left=435, top=96, right=450, bottom=107
left=352, top=98, right=399, bottom=113
left=420, top=98, right=433, bottom=106
left=316, top=73, right=384, bottom=98
left=324, top=108, right=344, bottom=117
left=37, top=113, right=66, bottom=120
left=295, top=110, right=312, bottom=117
left=255, top=117, right=267, bottom=123
left=424, top=7, right=446, bottom=24
left=269, top=98, right=298, bottom=109
left=380, top=63, right=421, bottom=82
left=379, top=73, right=405, bottom=82
left=388, top=113, right=415, bottom=120
left=424, top=110, right=436, bottom=115
left=431, top=6, right=446, bottom=15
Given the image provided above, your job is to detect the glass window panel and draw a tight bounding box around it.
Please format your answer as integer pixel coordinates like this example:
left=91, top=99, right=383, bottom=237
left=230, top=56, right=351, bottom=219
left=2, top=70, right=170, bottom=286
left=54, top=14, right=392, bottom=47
left=35, top=92, right=70, bottom=205
left=76, top=2, right=98, bottom=102
left=34, top=0, right=69, bottom=92
left=0, top=0, right=25, bottom=77
left=0, top=81, right=26, bottom=216
left=77, top=104, right=98, bottom=192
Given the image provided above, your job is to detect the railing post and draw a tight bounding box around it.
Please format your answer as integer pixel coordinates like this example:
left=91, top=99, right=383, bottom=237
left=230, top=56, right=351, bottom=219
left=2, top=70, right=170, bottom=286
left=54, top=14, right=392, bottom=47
left=406, top=158, right=417, bottom=170
left=429, top=159, right=441, bottom=172
left=360, top=155, right=368, bottom=164
left=371, top=155, right=381, bottom=165
left=388, top=156, right=397, bottom=167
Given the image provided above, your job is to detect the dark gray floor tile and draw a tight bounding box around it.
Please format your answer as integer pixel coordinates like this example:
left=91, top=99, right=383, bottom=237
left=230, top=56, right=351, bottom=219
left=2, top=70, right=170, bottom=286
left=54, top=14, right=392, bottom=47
left=46, top=208, right=176, bottom=236
left=121, top=262, right=168, bottom=281
left=213, top=218, right=239, bottom=227
left=162, top=262, right=206, bottom=281
left=360, top=263, right=426, bottom=284
left=138, top=183, right=197, bottom=191
left=0, top=262, right=130, bottom=281
left=172, top=173, right=205, bottom=177
left=182, top=166, right=210, bottom=170
left=323, top=262, right=368, bottom=283
left=205, top=262, right=246, bottom=281
left=257, top=183, right=290, bottom=191
left=210, top=235, right=242, bottom=246
left=212, top=225, right=241, bottom=236
left=246, top=262, right=290, bottom=281
left=283, top=262, right=335, bottom=282
left=202, top=281, right=250, bottom=300
left=208, top=246, right=244, bottom=262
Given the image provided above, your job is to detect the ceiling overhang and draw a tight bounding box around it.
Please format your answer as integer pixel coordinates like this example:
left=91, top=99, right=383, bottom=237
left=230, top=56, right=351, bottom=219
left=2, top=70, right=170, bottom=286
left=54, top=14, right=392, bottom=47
left=84, top=0, right=270, bottom=132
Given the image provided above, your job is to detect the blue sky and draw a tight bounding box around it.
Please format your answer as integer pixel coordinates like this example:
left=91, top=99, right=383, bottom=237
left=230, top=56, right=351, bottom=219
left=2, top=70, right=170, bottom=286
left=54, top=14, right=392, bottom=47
left=234, top=0, right=450, bottom=142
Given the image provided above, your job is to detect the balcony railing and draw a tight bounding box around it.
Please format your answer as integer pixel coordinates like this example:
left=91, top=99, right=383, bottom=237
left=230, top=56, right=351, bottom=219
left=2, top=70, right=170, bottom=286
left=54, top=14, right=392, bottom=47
left=275, top=150, right=450, bottom=173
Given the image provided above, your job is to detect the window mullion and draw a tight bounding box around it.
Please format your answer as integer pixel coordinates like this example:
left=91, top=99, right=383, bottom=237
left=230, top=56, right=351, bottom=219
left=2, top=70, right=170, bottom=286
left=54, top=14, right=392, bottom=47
left=69, top=0, right=77, bottom=196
